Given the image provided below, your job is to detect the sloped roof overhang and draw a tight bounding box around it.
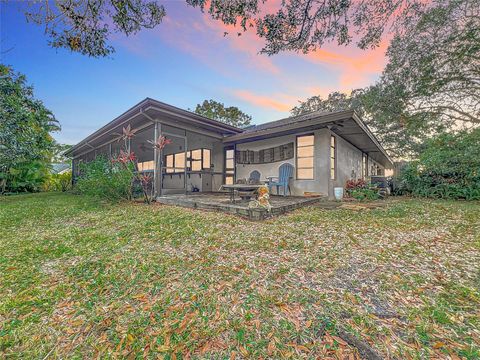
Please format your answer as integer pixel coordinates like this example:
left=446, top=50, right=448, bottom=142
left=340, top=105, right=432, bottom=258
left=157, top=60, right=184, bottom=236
left=66, top=98, right=243, bottom=157
left=223, top=110, right=393, bottom=168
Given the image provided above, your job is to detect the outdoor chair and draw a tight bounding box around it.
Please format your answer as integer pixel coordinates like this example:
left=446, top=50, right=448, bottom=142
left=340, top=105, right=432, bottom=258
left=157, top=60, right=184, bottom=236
left=248, top=170, right=261, bottom=185
left=267, top=163, right=294, bottom=196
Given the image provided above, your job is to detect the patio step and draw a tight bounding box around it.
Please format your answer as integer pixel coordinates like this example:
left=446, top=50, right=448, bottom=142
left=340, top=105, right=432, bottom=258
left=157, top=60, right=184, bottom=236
left=156, top=193, right=324, bottom=220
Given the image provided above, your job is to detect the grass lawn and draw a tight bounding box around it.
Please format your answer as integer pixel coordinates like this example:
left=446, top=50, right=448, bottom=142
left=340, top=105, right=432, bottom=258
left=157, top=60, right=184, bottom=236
left=1, top=193, right=479, bottom=359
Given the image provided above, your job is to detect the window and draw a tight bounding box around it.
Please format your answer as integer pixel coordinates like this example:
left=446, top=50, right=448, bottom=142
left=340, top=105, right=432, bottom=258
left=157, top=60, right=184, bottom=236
left=165, top=148, right=211, bottom=173
left=330, top=135, right=336, bottom=180
left=174, top=152, right=186, bottom=172
left=225, top=148, right=235, bottom=185
left=362, top=153, right=368, bottom=179
left=165, top=154, right=174, bottom=173
left=191, top=149, right=202, bottom=171
left=203, top=149, right=211, bottom=169
left=137, top=160, right=154, bottom=172
left=296, top=134, right=314, bottom=180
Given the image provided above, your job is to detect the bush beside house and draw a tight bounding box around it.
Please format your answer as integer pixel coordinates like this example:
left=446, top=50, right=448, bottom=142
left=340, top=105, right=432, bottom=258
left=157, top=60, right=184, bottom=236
left=398, top=129, right=480, bottom=200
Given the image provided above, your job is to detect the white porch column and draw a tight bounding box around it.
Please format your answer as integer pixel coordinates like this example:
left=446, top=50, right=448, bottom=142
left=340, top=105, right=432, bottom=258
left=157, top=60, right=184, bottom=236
left=154, top=122, right=162, bottom=198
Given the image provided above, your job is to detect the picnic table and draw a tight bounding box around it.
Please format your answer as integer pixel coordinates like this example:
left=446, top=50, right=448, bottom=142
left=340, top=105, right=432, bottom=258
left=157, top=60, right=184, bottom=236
left=221, top=184, right=263, bottom=203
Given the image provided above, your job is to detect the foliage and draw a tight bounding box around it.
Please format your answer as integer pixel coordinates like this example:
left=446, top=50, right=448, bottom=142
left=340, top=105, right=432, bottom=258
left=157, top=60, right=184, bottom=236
left=43, top=171, right=72, bottom=192
left=291, top=89, right=437, bottom=158
left=291, top=91, right=365, bottom=117
left=345, top=178, right=367, bottom=192
left=74, top=127, right=170, bottom=203
left=1, top=193, right=479, bottom=358
left=188, top=0, right=427, bottom=54
left=377, top=0, right=480, bottom=127
left=398, top=129, right=480, bottom=200
left=20, top=0, right=433, bottom=57
left=51, top=142, right=73, bottom=164
left=345, top=178, right=379, bottom=201
left=75, top=156, right=135, bottom=201
left=2, top=160, right=50, bottom=193
left=0, top=64, right=60, bottom=194
left=291, top=0, right=479, bottom=159
left=350, top=188, right=380, bottom=201
left=23, top=0, right=166, bottom=57
left=194, top=99, right=252, bottom=128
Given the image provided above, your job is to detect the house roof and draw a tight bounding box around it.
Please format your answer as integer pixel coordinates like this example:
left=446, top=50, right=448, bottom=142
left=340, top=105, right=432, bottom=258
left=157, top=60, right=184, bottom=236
left=224, top=109, right=393, bottom=168
left=51, top=163, right=70, bottom=174
left=65, top=98, right=243, bottom=157
left=67, top=98, right=393, bottom=168
left=242, top=109, right=334, bottom=133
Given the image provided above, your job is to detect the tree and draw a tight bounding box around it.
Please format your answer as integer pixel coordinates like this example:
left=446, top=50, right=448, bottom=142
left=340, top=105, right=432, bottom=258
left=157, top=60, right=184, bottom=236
left=291, top=91, right=366, bottom=117
left=0, top=65, right=60, bottom=193
left=188, top=0, right=427, bottom=54
left=194, top=99, right=252, bottom=128
left=398, top=128, right=480, bottom=200
left=291, top=89, right=444, bottom=159
left=375, top=0, right=480, bottom=126
left=20, top=0, right=427, bottom=57
left=22, top=0, right=166, bottom=57
left=51, top=142, right=73, bottom=164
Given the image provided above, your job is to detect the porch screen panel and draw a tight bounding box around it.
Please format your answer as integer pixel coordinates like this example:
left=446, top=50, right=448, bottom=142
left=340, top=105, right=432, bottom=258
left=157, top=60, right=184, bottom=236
left=296, top=135, right=314, bottom=180
left=130, top=125, right=155, bottom=172
left=111, top=141, right=122, bottom=158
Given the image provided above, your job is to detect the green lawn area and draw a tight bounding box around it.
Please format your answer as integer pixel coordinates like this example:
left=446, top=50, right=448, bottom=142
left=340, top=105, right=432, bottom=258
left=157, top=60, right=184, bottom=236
left=1, top=193, right=479, bottom=359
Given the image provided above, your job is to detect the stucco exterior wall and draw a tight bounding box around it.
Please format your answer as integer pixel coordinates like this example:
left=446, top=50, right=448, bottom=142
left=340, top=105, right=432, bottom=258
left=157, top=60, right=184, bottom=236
left=330, top=131, right=363, bottom=197
left=235, top=129, right=332, bottom=196
left=235, top=129, right=385, bottom=198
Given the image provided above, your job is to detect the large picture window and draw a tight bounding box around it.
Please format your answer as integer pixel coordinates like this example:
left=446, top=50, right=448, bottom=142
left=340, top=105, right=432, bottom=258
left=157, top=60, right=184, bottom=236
left=165, top=148, right=211, bottom=173
left=296, top=134, right=314, bottom=180
left=330, top=135, right=336, bottom=180
left=225, top=148, right=235, bottom=185
left=137, top=160, right=154, bottom=172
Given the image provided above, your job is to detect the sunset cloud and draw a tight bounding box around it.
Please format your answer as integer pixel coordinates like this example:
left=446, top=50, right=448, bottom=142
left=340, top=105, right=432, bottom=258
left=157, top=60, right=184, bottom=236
left=111, top=1, right=390, bottom=121
left=232, top=89, right=294, bottom=112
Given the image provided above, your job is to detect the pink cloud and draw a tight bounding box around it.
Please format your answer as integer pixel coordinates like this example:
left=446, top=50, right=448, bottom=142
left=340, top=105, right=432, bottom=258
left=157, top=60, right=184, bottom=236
left=232, top=89, right=294, bottom=112
left=303, top=40, right=389, bottom=91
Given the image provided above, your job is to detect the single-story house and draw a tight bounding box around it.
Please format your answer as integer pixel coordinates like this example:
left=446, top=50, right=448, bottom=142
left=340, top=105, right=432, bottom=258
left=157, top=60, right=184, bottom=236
left=66, top=98, right=393, bottom=199
left=51, top=163, right=71, bottom=175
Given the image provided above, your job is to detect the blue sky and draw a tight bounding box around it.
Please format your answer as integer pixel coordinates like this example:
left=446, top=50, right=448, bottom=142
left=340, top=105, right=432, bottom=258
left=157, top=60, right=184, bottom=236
left=1, top=1, right=387, bottom=145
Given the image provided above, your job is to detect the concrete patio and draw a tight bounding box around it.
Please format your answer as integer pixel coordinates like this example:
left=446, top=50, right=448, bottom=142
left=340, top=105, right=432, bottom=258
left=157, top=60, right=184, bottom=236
left=156, top=192, right=325, bottom=220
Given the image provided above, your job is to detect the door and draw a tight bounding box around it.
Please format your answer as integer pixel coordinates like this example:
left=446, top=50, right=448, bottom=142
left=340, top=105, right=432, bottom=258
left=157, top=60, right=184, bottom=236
left=160, top=132, right=187, bottom=195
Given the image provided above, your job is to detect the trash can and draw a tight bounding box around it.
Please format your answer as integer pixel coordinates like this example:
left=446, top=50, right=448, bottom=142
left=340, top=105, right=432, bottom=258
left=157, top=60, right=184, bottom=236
left=334, top=187, right=344, bottom=201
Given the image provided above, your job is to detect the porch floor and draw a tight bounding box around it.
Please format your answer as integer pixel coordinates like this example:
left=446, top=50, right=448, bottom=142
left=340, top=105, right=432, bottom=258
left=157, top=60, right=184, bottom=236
left=156, top=192, right=325, bottom=220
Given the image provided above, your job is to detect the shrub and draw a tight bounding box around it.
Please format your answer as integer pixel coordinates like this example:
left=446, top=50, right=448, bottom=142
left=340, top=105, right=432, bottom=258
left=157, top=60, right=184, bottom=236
left=2, top=160, right=50, bottom=193
left=345, top=178, right=367, bottom=191
left=350, top=188, right=379, bottom=201
left=75, top=156, right=135, bottom=200
left=345, top=178, right=379, bottom=201
left=43, top=171, right=72, bottom=192
left=398, top=129, right=480, bottom=200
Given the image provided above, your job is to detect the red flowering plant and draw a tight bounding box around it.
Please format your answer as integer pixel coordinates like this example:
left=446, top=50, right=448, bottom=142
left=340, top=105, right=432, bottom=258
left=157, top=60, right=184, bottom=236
left=345, top=178, right=379, bottom=201
left=109, top=127, right=172, bottom=204
left=110, top=149, right=137, bottom=200
left=345, top=179, right=367, bottom=192
left=148, top=135, right=172, bottom=151
left=138, top=135, right=172, bottom=204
